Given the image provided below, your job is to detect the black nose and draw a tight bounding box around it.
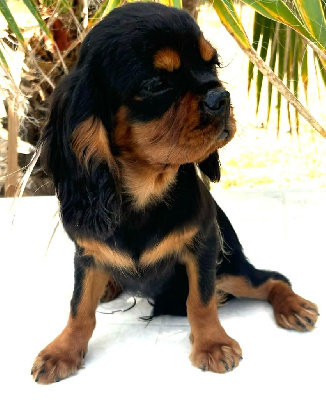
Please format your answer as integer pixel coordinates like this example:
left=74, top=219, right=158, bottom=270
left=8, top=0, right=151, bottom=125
left=203, top=89, right=230, bottom=115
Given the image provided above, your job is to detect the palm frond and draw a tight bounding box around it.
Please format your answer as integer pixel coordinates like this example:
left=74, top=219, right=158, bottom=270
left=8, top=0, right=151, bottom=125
left=294, top=0, right=326, bottom=48
left=211, top=0, right=251, bottom=49
left=90, top=0, right=124, bottom=25
left=22, top=0, right=53, bottom=40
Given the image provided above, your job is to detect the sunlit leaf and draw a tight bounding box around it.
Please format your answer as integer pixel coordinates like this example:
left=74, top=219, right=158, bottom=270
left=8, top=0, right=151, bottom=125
left=170, top=0, right=182, bottom=8
left=59, top=0, right=75, bottom=14
left=286, top=28, right=295, bottom=134
left=294, top=0, right=326, bottom=50
left=256, top=17, right=271, bottom=114
left=266, top=22, right=279, bottom=125
left=22, top=0, right=53, bottom=41
left=0, top=0, right=25, bottom=45
left=0, top=42, right=9, bottom=71
left=248, top=12, right=263, bottom=91
left=212, top=0, right=251, bottom=49
left=316, top=55, right=326, bottom=86
left=292, top=36, right=300, bottom=134
left=301, top=48, right=308, bottom=103
left=241, top=0, right=321, bottom=49
left=90, top=0, right=124, bottom=25
left=275, top=26, right=287, bottom=134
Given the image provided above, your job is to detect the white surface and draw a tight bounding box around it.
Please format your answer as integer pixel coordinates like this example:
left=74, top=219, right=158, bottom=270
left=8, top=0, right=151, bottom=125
left=0, top=190, right=325, bottom=400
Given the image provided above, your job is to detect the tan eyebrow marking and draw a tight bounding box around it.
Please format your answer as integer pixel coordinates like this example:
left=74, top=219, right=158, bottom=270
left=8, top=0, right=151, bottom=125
left=153, top=48, right=181, bottom=72
left=198, top=35, right=216, bottom=62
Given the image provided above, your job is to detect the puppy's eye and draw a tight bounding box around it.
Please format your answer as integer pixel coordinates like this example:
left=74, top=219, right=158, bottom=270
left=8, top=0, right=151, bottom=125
left=138, top=78, right=171, bottom=99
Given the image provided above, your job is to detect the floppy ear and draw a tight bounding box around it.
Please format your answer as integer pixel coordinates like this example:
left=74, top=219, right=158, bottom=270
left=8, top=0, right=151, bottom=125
left=198, top=151, right=221, bottom=183
left=40, top=67, right=120, bottom=240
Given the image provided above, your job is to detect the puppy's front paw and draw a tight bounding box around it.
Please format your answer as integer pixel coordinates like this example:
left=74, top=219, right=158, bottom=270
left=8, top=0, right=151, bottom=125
left=190, top=336, right=242, bottom=373
left=274, top=294, right=319, bottom=332
left=31, top=338, right=86, bottom=384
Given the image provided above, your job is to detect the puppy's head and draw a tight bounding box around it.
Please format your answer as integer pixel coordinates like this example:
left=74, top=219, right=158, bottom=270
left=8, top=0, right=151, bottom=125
left=71, top=3, right=235, bottom=171
left=42, top=3, right=236, bottom=235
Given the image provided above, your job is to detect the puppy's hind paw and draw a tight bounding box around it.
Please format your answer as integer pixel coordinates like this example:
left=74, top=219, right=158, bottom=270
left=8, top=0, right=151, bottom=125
left=274, top=294, right=319, bottom=332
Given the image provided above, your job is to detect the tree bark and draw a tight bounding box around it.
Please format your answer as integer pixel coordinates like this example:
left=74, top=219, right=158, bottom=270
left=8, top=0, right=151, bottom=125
left=5, top=97, right=19, bottom=197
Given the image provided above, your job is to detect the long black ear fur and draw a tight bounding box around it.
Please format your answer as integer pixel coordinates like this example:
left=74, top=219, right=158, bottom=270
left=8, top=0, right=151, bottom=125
left=198, top=151, right=221, bottom=183
left=40, top=66, right=120, bottom=241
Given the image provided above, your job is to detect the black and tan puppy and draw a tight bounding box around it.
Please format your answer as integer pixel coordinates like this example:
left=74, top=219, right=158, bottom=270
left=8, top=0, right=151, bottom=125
left=31, top=3, right=318, bottom=383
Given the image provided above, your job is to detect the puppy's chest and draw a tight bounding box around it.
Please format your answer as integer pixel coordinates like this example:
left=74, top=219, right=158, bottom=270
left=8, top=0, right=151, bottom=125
left=77, top=224, right=198, bottom=273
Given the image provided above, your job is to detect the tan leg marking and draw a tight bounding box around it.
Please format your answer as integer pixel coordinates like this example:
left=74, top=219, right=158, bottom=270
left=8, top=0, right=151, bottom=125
left=183, top=252, right=242, bottom=373
left=32, top=268, right=110, bottom=384
left=216, top=275, right=319, bottom=331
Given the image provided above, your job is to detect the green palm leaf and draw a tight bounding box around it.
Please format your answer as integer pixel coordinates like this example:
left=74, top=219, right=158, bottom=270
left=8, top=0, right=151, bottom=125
left=0, top=0, right=25, bottom=45
left=22, top=0, right=53, bottom=40
left=90, top=0, right=124, bottom=25
left=248, top=11, right=263, bottom=92
left=241, top=0, right=323, bottom=49
left=266, top=22, right=279, bottom=125
left=255, top=17, right=272, bottom=114
left=0, top=42, right=9, bottom=71
left=212, top=0, right=251, bottom=49
left=301, top=46, right=308, bottom=103
left=294, top=0, right=326, bottom=48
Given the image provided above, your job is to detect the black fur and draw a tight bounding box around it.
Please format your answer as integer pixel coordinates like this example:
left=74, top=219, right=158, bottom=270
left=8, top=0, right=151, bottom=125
left=41, top=2, right=290, bottom=317
left=32, top=4, right=320, bottom=383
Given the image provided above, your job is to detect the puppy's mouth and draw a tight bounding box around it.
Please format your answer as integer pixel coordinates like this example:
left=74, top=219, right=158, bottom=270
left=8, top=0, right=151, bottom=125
left=218, top=129, right=229, bottom=140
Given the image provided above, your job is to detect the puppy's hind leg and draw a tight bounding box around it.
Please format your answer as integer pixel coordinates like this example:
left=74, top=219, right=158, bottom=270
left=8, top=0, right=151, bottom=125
left=216, top=263, right=319, bottom=332
left=215, top=203, right=319, bottom=332
left=100, top=276, right=123, bottom=303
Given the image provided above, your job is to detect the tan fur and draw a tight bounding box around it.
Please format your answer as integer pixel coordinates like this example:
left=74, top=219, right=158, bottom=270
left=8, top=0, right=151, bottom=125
left=113, top=93, right=236, bottom=208
left=216, top=275, right=275, bottom=300
left=119, top=159, right=178, bottom=209
left=198, top=35, right=215, bottom=62
left=32, top=268, right=110, bottom=384
left=153, top=48, right=181, bottom=71
left=216, top=275, right=319, bottom=331
left=77, top=238, right=135, bottom=271
left=100, top=277, right=123, bottom=302
left=267, top=281, right=319, bottom=331
left=71, top=117, right=118, bottom=172
left=140, top=226, right=198, bottom=265
left=181, top=250, right=242, bottom=373
left=78, top=229, right=199, bottom=270
left=116, top=97, right=215, bottom=164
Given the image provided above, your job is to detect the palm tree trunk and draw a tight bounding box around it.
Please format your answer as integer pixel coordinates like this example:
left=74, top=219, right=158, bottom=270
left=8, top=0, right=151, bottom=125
left=5, top=97, right=19, bottom=196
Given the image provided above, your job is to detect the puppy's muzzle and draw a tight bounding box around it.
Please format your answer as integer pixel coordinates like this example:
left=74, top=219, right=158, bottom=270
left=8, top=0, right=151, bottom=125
left=203, top=89, right=230, bottom=139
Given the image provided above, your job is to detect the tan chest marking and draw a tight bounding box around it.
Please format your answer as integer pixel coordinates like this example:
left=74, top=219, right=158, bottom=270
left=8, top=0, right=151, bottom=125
left=121, top=162, right=178, bottom=209
left=77, top=238, right=135, bottom=270
left=140, top=226, right=198, bottom=266
left=77, top=227, right=198, bottom=271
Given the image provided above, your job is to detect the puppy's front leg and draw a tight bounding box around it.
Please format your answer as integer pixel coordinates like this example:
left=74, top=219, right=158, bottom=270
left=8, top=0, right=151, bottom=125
left=183, top=251, right=242, bottom=373
left=32, top=256, right=109, bottom=384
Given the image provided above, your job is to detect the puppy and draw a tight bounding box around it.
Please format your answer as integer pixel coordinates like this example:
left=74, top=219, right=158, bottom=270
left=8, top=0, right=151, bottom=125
left=31, top=3, right=318, bottom=383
